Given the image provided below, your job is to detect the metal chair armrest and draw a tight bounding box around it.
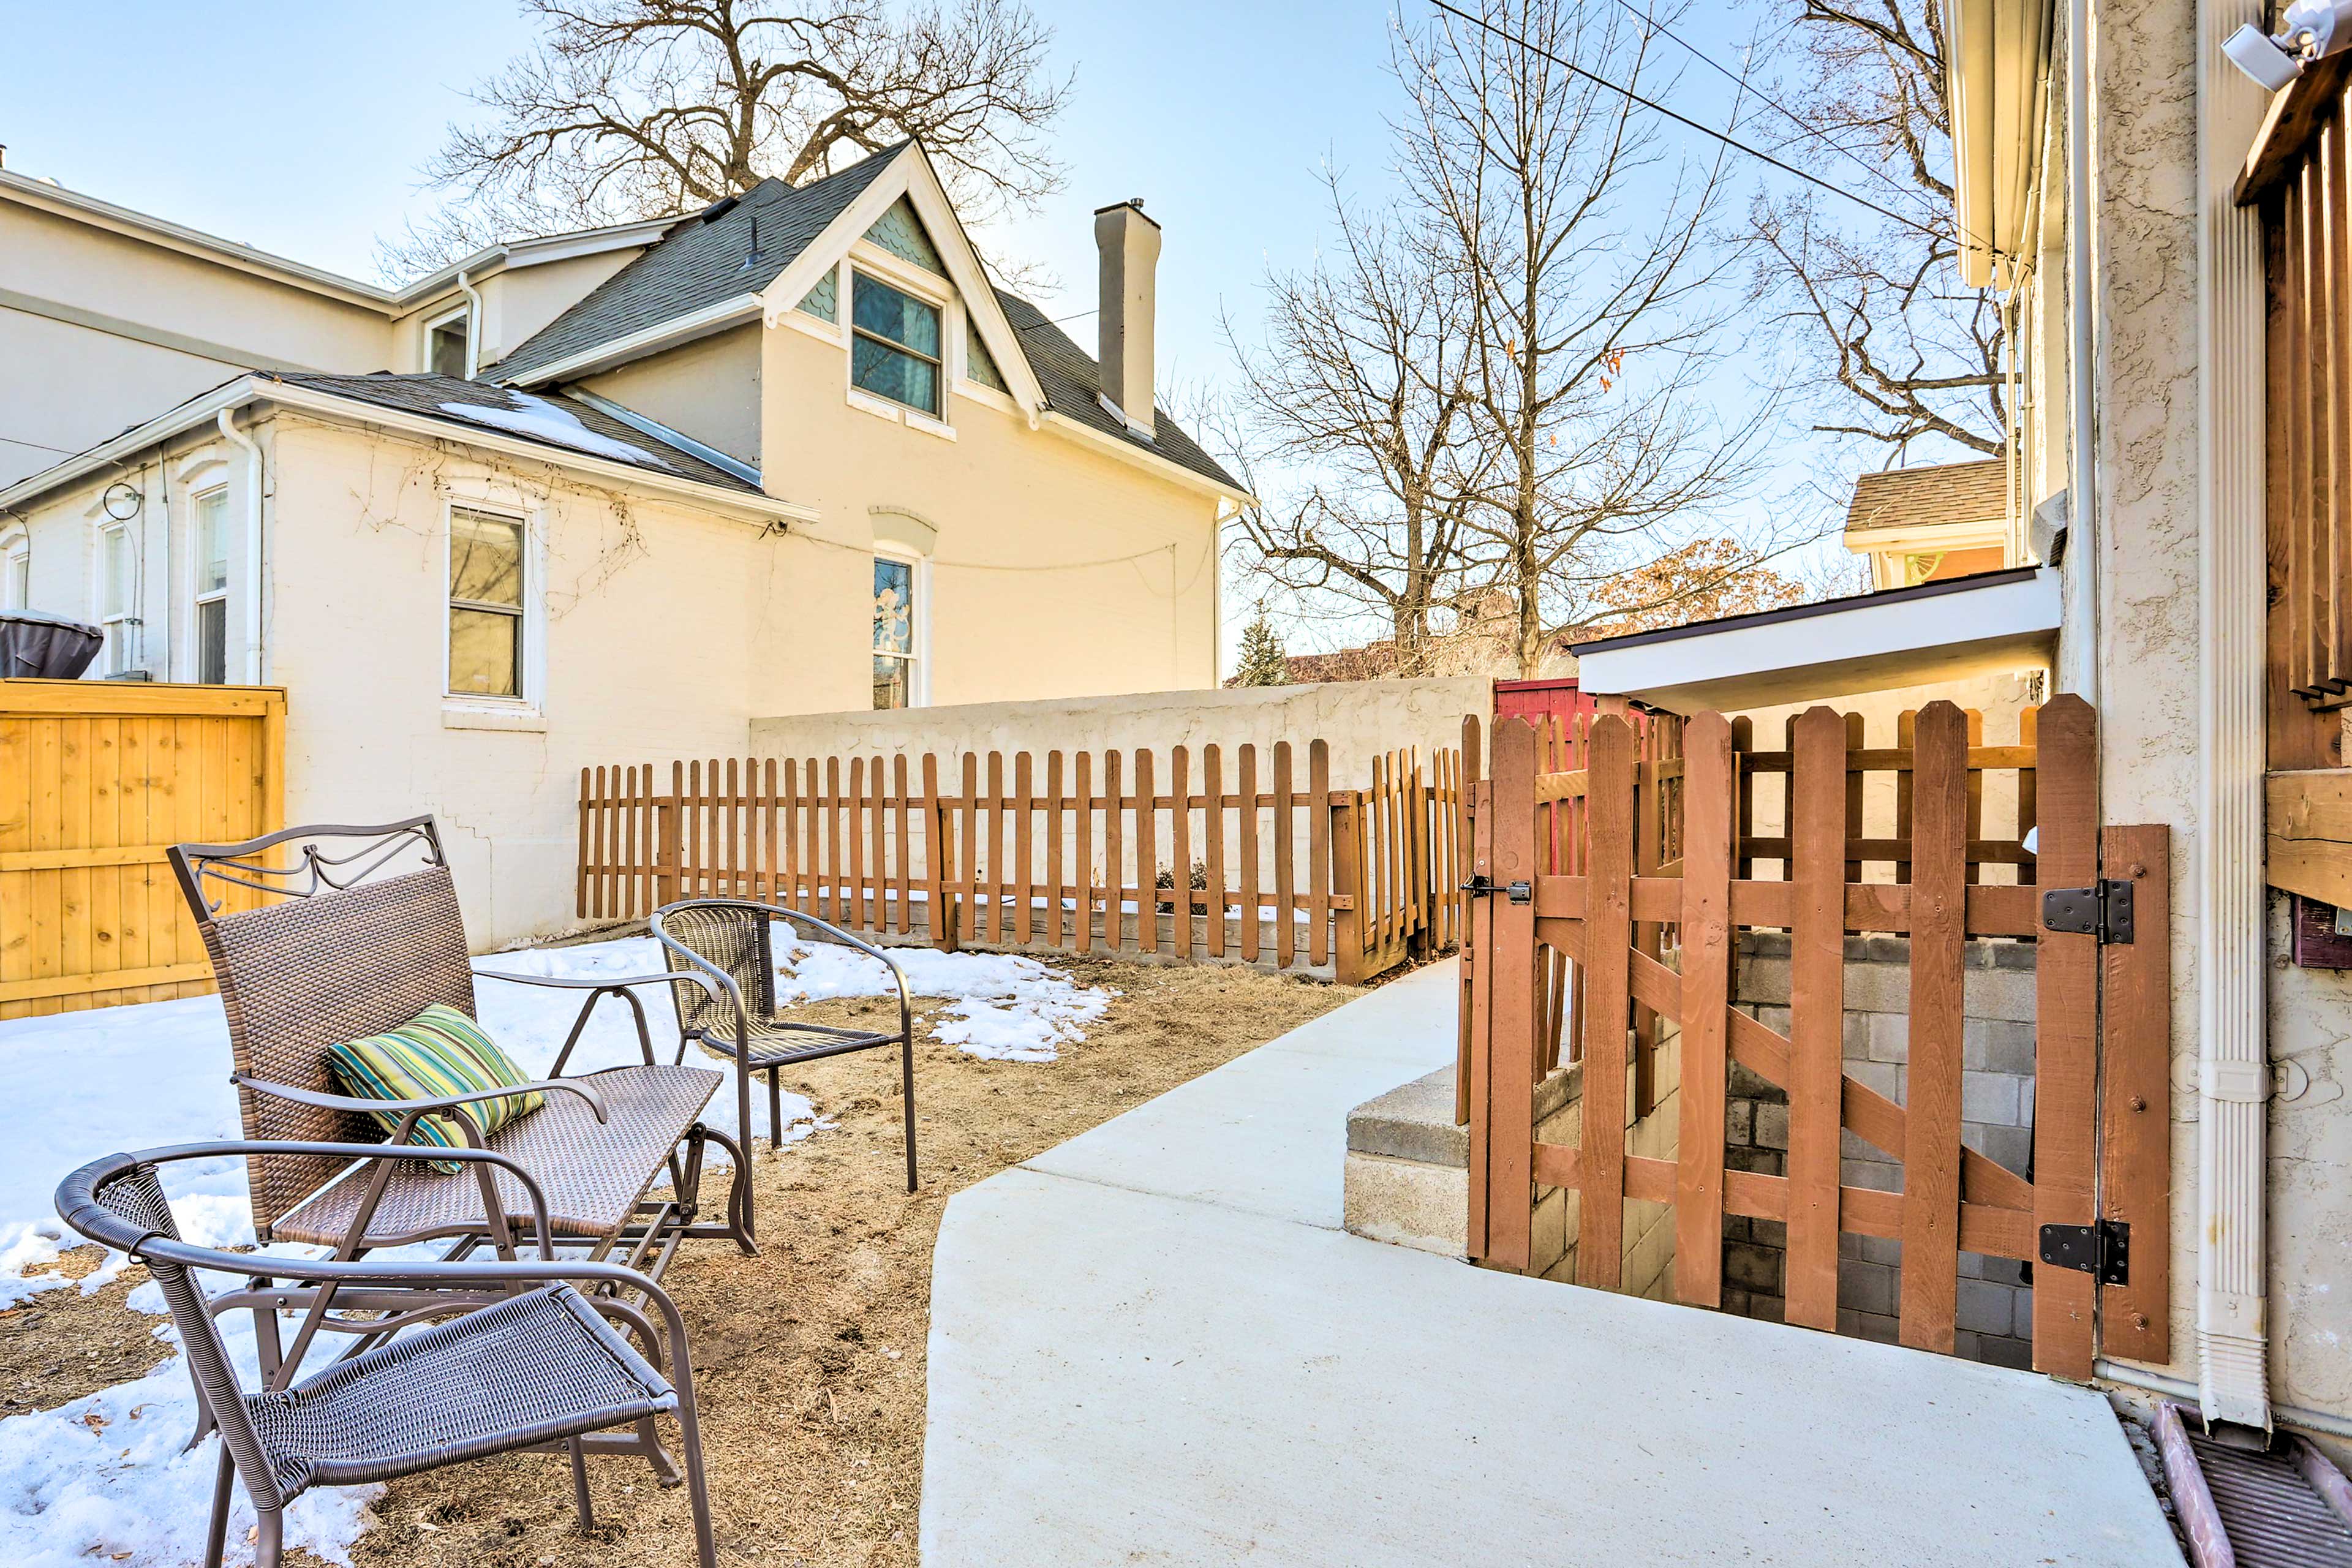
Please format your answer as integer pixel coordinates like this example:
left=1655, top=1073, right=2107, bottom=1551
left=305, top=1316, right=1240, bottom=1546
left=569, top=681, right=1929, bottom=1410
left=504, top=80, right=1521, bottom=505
left=477, top=967, right=723, bottom=1000
left=766, top=906, right=914, bottom=1035
left=233, top=1071, right=609, bottom=1124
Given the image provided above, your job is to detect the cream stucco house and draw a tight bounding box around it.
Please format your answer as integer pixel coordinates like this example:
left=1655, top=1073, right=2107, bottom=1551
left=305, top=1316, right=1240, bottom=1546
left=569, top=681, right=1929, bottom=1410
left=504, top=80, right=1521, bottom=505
left=0, top=142, right=1247, bottom=941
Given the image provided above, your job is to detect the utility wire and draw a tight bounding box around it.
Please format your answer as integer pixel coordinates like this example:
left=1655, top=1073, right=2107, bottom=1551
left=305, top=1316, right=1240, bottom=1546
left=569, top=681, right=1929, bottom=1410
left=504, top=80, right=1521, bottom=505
left=1424, top=0, right=1962, bottom=249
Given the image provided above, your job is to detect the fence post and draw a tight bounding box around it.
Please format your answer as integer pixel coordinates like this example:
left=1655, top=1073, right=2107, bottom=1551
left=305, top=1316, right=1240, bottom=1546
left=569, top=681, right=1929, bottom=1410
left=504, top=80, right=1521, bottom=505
left=926, top=752, right=958, bottom=952
left=1331, top=788, right=1366, bottom=984
left=656, top=783, right=680, bottom=908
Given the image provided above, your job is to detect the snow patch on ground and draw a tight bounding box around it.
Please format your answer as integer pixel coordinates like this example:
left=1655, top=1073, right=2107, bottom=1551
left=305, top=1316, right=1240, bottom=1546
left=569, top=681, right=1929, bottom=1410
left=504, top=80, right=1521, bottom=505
left=772, top=937, right=1112, bottom=1063
left=0, top=931, right=1106, bottom=1559
left=439, top=391, right=676, bottom=470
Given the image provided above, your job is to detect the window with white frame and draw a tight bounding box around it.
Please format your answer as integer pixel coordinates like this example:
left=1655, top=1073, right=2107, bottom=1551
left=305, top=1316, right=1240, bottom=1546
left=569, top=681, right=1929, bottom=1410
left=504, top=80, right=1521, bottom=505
left=193, top=488, right=230, bottom=684
left=872, top=553, right=921, bottom=709
left=850, top=273, right=943, bottom=417
left=2, top=533, right=27, bottom=611
left=448, top=507, right=527, bottom=699
left=426, top=307, right=472, bottom=379
left=99, top=522, right=137, bottom=675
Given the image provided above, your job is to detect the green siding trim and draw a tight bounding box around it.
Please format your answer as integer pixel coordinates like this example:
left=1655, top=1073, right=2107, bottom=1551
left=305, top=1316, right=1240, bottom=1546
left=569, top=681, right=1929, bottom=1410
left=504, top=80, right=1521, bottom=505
left=967, top=323, right=1008, bottom=391
left=796, top=266, right=839, bottom=323
left=864, top=197, right=945, bottom=274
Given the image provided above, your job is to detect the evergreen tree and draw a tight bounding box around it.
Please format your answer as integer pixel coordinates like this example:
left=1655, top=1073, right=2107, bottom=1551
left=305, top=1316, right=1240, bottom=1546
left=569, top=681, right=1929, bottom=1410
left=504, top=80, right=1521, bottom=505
left=1234, top=617, right=1291, bottom=687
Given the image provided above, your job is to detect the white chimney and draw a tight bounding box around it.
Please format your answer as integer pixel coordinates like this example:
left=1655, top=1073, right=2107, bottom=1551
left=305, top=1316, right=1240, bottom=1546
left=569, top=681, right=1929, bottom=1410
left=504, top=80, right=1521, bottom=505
left=1093, top=199, right=1160, bottom=440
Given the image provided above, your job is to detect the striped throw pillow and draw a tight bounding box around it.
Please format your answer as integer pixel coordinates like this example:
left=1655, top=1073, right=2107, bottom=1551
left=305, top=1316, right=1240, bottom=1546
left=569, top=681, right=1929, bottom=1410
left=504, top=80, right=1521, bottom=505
left=327, top=1005, right=546, bottom=1170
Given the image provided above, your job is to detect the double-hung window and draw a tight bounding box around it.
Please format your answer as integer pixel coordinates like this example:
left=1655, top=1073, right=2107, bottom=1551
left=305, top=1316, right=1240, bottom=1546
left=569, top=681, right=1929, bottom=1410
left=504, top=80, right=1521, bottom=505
left=448, top=508, right=527, bottom=699
left=872, top=555, right=919, bottom=709
left=2, top=535, right=27, bottom=611
left=850, top=273, right=942, bottom=417
left=194, top=489, right=230, bottom=684
left=99, top=523, right=136, bottom=675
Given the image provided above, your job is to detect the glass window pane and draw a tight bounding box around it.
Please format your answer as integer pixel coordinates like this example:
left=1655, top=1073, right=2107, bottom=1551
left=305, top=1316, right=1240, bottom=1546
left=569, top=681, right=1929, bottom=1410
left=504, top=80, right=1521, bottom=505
left=6, top=551, right=27, bottom=611
left=430, top=317, right=469, bottom=379
left=450, top=510, right=523, bottom=606
left=873, top=654, right=910, bottom=710
left=102, top=528, right=133, bottom=618
left=851, top=274, right=941, bottom=358
left=198, top=598, right=227, bottom=685
left=197, top=491, right=228, bottom=593
left=449, top=606, right=520, bottom=696
left=873, top=557, right=914, bottom=655
left=852, top=337, right=940, bottom=417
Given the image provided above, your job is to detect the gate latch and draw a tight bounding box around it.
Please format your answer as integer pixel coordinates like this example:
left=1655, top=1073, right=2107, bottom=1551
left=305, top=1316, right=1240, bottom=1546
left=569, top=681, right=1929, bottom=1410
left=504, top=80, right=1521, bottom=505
left=2038, top=1218, right=2130, bottom=1284
left=1460, top=875, right=1531, bottom=904
left=2041, top=878, right=2135, bottom=943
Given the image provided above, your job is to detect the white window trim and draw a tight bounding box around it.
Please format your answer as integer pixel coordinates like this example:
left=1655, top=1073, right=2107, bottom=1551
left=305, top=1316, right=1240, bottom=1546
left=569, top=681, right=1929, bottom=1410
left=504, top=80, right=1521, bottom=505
left=872, top=543, right=932, bottom=710
left=441, top=499, right=548, bottom=725
left=843, top=253, right=959, bottom=439
left=0, top=526, right=28, bottom=612
left=91, top=518, right=140, bottom=676
left=422, top=302, right=474, bottom=378
left=187, top=482, right=230, bottom=684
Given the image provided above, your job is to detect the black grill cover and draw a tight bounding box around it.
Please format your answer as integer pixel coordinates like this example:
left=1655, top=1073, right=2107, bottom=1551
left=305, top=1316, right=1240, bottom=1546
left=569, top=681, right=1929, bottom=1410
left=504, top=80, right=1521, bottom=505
left=0, top=608, right=105, bottom=680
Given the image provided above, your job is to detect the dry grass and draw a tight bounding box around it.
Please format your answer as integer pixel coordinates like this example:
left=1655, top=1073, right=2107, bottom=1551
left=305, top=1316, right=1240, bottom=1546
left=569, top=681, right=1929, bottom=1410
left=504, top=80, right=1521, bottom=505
left=5, top=956, right=1362, bottom=1567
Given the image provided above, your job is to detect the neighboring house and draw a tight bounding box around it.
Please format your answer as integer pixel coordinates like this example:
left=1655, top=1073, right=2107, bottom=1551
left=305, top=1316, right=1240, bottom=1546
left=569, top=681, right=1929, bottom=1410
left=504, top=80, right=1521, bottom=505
left=0, top=141, right=1249, bottom=941
left=1569, top=0, right=2352, bottom=1459
left=1841, top=459, right=2012, bottom=590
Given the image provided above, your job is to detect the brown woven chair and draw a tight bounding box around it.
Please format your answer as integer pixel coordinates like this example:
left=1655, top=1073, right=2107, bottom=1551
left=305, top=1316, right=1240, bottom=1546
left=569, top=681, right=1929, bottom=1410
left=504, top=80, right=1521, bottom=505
left=165, top=818, right=761, bottom=1275
left=650, top=899, right=918, bottom=1190
left=56, top=1142, right=717, bottom=1568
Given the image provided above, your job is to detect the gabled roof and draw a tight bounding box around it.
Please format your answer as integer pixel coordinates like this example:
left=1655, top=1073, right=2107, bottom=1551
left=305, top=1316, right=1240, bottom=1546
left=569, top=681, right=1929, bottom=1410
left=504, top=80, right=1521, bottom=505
left=262, top=372, right=761, bottom=492
left=996, top=292, right=1241, bottom=492
left=489, top=148, right=910, bottom=383
left=1843, top=459, right=2008, bottom=535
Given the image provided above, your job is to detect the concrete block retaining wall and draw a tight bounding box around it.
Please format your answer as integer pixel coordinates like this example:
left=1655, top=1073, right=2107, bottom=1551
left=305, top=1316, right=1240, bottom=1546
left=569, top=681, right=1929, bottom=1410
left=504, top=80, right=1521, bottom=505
left=1721, top=932, right=2040, bottom=1368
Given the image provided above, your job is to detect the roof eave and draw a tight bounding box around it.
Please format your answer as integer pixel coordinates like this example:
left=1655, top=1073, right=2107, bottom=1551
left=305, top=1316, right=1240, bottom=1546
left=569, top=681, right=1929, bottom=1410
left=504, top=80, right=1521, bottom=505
left=1038, top=410, right=1252, bottom=505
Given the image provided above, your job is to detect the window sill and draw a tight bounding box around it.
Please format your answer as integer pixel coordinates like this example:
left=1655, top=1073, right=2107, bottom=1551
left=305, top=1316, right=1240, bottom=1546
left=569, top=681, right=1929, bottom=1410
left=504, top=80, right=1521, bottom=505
left=442, top=699, right=546, bottom=733
left=846, top=385, right=956, bottom=440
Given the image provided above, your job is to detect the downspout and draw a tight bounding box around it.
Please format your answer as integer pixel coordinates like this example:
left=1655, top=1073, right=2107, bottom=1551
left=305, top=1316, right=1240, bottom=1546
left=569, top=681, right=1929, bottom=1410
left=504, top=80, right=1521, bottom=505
left=2191, top=0, right=2272, bottom=1431
left=2064, top=0, right=2099, bottom=708
left=216, top=407, right=263, bottom=684
left=458, top=270, right=484, bottom=378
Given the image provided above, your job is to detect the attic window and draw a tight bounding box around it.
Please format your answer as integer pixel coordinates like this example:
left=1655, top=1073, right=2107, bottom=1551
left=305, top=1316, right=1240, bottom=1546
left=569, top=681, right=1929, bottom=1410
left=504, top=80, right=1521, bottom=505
left=426, top=307, right=471, bottom=379
left=851, top=273, right=942, bottom=417
left=863, top=197, right=944, bottom=274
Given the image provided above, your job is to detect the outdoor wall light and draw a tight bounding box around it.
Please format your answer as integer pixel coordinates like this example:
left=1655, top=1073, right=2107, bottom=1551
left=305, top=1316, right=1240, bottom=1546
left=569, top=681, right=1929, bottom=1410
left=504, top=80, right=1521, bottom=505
left=2225, top=0, right=2352, bottom=91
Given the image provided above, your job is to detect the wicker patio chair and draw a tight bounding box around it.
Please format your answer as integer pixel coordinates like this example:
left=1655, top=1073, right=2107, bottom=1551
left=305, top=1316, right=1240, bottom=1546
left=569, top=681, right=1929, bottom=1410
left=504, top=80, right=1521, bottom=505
left=650, top=899, right=918, bottom=1189
left=56, top=1142, right=717, bottom=1568
left=165, top=817, right=761, bottom=1278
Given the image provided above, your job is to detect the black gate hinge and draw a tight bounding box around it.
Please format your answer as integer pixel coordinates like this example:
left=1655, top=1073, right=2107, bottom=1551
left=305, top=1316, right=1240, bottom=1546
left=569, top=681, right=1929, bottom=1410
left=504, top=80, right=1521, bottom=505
left=2038, top=1218, right=2130, bottom=1284
left=2041, top=878, right=2135, bottom=943
left=1460, top=874, right=1531, bottom=903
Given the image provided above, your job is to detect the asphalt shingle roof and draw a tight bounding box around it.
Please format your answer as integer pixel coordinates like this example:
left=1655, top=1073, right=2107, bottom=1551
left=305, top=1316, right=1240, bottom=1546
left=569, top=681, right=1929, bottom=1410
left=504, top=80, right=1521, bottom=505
left=486, top=143, right=1241, bottom=492
left=1843, top=459, right=2007, bottom=534
left=993, top=290, right=1240, bottom=491
left=263, top=372, right=761, bottom=494
left=488, top=147, right=908, bottom=384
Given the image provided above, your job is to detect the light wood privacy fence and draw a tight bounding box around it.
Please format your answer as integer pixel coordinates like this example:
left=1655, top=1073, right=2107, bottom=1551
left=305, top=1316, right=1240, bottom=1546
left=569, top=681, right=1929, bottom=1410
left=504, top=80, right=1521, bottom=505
left=577, top=736, right=1475, bottom=983
left=1, top=680, right=285, bottom=1019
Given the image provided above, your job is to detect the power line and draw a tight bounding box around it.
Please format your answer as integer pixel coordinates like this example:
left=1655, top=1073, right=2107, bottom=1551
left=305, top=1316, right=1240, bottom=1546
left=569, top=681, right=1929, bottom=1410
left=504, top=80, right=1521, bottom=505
left=1423, top=0, right=1959, bottom=249
left=0, top=432, right=78, bottom=456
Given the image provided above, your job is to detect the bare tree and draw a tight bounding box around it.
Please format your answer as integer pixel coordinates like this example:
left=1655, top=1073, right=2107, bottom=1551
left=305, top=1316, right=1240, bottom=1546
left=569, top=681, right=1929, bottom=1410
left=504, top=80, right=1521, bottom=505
left=1742, top=0, right=2005, bottom=456
left=381, top=0, right=1071, bottom=277
left=1219, top=168, right=1490, bottom=674
left=1401, top=0, right=1797, bottom=676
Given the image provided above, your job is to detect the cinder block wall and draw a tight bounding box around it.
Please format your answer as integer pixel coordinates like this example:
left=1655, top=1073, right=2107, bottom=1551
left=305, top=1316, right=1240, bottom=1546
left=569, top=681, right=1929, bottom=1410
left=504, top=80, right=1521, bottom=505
left=1719, top=932, right=2040, bottom=1369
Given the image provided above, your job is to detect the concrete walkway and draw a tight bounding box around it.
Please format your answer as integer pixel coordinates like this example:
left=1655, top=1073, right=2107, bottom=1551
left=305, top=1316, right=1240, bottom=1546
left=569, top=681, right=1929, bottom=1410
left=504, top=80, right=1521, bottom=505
left=921, top=961, right=2180, bottom=1566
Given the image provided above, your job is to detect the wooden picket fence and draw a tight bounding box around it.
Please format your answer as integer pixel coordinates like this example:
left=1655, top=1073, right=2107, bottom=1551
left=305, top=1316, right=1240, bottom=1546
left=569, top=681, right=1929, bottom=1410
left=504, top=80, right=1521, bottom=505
left=577, top=738, right=1472, bottom=982
left=1463, top=697, right=2174, bottom=1378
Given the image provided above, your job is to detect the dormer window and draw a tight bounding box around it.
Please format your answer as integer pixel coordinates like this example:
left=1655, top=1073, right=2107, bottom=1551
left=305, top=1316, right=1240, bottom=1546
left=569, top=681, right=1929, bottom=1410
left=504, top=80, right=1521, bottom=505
left=850, top=273, right=942, bottom=417
left=426, top=306, right=472, bottom=379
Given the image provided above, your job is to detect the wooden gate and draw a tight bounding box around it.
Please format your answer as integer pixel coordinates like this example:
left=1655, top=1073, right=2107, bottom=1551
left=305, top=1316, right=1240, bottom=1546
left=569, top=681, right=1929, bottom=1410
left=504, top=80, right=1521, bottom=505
left=1462, top=698, right=2171, bottom=1378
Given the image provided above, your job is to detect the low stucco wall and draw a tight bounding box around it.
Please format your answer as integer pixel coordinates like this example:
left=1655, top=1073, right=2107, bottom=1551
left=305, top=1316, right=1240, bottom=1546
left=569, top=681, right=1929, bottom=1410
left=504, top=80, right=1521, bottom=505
left=749, top=678, right=1492, bottom=790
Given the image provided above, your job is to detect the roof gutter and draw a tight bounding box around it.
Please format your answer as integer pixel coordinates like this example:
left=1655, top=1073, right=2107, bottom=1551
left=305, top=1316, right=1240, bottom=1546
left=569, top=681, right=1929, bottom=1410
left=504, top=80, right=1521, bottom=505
left=0, top=376, right=816, bottom=527
left=1038, top=410, right=1254, bottom=507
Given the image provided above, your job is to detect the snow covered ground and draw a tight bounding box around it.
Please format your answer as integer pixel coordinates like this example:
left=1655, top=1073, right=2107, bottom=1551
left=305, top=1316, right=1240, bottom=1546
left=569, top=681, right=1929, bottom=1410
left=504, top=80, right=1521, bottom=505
left=0, top=932, right=1107, bottom=1564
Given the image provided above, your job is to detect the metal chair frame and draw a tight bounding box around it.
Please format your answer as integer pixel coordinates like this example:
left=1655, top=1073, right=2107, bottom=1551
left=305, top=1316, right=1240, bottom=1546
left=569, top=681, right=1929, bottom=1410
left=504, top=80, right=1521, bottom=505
left=56, top=1142, right=717, bottom=1568
left=650, top=898, right=919, bottom=1191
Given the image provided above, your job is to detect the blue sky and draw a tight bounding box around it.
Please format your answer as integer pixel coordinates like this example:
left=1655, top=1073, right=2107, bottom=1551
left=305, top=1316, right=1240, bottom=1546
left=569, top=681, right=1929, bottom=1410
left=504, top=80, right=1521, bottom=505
left=3, top=0, right=1886, bottom=643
